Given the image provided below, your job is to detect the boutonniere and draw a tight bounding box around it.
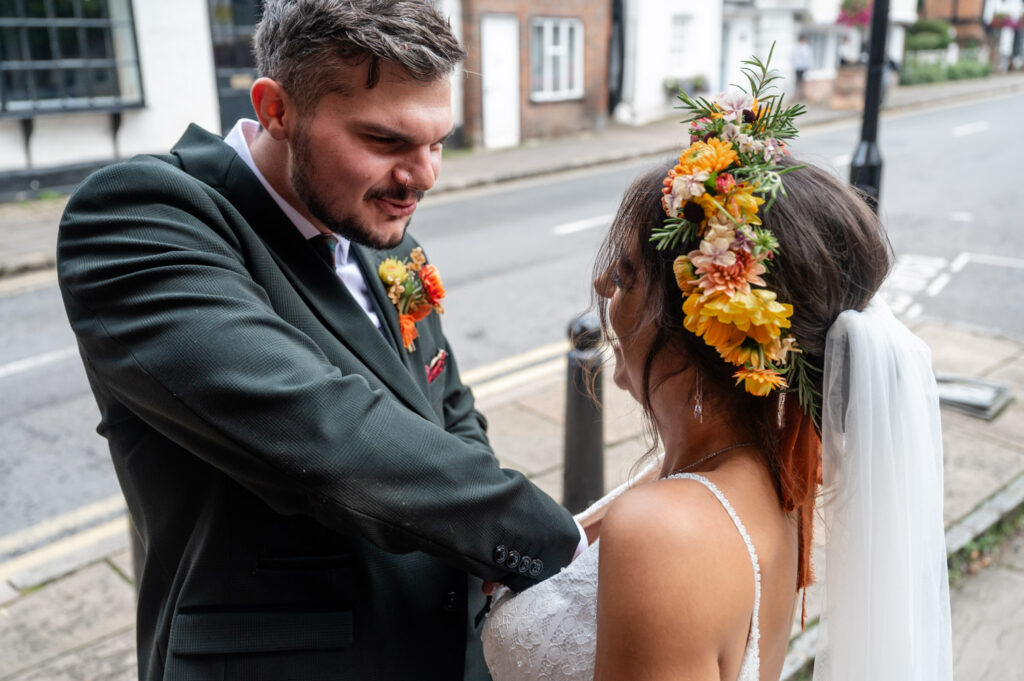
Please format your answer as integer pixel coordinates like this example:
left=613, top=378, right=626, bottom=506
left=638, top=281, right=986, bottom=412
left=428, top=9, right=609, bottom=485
left=378, top=247, right=446, bottom=352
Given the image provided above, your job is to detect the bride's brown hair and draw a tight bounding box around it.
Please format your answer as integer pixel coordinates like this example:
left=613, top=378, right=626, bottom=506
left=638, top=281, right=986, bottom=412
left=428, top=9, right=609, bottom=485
left=593, top=156, right=892, bottom=497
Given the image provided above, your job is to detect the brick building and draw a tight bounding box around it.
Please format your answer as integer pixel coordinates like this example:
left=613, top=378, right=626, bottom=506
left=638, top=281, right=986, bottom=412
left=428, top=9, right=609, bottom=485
left=460, top=0, right=612, bottom=148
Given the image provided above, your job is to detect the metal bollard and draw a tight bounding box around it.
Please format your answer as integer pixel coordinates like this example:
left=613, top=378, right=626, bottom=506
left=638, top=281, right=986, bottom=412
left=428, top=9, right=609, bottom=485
left=562, top=313, right=604, bottom=514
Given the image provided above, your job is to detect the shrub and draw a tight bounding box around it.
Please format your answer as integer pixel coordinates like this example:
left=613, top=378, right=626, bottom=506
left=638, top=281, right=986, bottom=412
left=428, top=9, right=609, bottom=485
left=947, top=60, right=990, bottom=80
left=900, top=61, right=947, bottom=85
left=905, top=31, right=952, bottom=50
left=905, top=18, right=953, bottom=50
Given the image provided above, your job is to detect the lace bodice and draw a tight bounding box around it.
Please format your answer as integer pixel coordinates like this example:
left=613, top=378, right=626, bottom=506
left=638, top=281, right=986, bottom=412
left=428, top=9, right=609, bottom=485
left=481, top=473, right=761, bottom=681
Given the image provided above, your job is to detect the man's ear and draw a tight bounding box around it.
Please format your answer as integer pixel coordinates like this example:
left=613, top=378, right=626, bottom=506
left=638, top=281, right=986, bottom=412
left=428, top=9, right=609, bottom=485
left=251, top=77, right=293, bottom=140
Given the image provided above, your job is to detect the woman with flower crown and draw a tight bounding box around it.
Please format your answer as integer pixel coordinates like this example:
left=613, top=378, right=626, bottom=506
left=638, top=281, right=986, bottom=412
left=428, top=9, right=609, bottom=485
left=481, top=50, right=953, bottom=681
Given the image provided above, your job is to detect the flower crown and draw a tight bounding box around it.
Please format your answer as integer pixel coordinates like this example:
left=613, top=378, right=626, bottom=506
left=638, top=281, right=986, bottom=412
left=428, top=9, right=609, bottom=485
left=654, top=46, right=820, bottom=425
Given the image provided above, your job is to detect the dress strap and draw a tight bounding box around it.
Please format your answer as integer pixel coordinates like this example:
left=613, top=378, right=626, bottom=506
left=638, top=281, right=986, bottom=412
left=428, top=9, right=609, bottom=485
left=665, top=473, right=762, bottom=668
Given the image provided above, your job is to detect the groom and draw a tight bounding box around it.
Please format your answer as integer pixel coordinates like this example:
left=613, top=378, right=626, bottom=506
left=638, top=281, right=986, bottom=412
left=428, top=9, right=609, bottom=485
left=57, top=1, right=583, bottom=679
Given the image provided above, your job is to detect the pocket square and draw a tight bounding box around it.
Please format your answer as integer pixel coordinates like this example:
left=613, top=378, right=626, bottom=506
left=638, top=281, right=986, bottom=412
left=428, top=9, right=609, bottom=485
left=425, top=349, right=447, bottom=384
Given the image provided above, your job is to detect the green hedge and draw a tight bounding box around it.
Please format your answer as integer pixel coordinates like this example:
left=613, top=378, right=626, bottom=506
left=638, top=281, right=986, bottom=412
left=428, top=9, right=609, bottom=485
left=905, top=18, right=954, bottom=50
left=900, top=59, right=990, bottom=85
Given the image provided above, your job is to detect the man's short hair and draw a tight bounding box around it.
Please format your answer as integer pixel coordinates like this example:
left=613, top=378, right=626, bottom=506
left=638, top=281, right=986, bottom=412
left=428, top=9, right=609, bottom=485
left=254, top=0, right=465, bottom=110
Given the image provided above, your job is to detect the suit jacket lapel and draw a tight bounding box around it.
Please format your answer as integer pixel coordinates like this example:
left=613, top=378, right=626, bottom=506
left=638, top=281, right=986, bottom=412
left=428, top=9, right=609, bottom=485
left=168, top=125, right=436, bottom=423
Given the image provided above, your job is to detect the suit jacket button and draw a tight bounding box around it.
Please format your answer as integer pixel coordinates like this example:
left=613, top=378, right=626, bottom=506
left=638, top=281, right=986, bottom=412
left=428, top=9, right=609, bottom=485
left=518, top=555, right=532, bottom=574
left=493, top=545, right=507, bottom=564
left=443, top=591, right=458, bottom=613
left=529, top=558, right=544, bottom=577
left=505, top=550, right=520, bottom=569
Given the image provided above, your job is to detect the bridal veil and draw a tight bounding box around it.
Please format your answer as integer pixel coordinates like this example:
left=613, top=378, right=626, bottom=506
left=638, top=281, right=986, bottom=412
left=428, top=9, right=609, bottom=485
left=814, top=297, right=953, bottom=680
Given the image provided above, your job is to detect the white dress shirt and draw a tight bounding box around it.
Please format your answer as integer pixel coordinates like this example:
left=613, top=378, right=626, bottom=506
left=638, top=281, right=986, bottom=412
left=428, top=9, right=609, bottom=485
left=223, top=119, right=381, bottom=330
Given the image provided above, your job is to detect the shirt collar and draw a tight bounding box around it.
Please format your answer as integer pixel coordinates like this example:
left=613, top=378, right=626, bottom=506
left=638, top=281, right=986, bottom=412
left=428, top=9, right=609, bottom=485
left=223, top=119, right=352, bottom=265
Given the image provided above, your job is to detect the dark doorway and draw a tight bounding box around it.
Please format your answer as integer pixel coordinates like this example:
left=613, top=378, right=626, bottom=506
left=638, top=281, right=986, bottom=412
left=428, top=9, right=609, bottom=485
left=208, top=0, right=262, bottom=134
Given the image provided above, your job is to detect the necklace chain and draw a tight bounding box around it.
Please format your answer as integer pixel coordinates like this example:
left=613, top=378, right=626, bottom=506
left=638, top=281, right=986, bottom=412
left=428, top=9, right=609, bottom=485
left=675, top=442, right=757, bottom=474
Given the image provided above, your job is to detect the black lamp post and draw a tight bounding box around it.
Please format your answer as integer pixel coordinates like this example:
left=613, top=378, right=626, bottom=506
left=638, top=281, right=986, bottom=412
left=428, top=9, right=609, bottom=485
left=849, top=0, right=891, bottom=211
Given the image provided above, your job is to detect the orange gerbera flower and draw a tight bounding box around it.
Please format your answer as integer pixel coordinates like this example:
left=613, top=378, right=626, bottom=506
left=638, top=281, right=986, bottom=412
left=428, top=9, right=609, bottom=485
left=733, top=367, right=788, bottom=396
left=676, top=138, right=739, bottom=176
left=419, top=264, right=446, bottom=307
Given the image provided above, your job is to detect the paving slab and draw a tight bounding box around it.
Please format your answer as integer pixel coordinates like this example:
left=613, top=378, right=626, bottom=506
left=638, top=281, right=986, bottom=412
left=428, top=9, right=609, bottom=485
left=951, top=531, right=1024, bottom=681
left=107, top=548, right=134, bottom=585
left=0, top=579, right=19, bottom=605
left=6, top=628, right=136, bottom=681
left=487, top=402, right=564, bottom=476
left=0, top=562, right=135, bottom=679
left=941, top=420, right=1024, bottom=525
left=914, top=324, right=1022, bottom=378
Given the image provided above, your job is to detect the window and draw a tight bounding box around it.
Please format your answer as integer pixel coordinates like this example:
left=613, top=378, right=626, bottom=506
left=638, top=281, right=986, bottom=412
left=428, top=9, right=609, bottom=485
left=668, top=14, right=693, bottom=76
left=0, top=0, right=143, bottom=116
left=530, top=17, right=583, bottom=102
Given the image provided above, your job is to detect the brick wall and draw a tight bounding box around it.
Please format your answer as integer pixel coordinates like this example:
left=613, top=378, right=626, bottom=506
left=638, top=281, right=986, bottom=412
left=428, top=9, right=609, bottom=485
left=461, top=0, right=611, bottom=147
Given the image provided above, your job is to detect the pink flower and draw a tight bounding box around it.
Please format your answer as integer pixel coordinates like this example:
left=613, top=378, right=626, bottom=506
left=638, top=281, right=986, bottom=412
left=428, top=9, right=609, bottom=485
left=694, top=249, right=767, bottom=296
left=713, top=90, right=754, bottom=123
left=715, top=173, right=736, bottom=194
left=689, top=238, right=737, bottom=271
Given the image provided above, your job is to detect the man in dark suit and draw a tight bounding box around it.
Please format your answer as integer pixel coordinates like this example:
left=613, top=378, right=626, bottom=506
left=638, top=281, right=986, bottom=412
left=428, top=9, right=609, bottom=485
left=57, top=2, right=583, bottom=679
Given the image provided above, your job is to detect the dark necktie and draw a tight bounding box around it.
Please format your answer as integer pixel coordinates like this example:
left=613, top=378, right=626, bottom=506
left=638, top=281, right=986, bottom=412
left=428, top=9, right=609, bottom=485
left=310, top=233, right=337, bottom=267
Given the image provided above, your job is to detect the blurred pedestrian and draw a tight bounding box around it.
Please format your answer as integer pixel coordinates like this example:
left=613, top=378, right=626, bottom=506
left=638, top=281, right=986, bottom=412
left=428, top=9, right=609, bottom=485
left=793, top=35, right=813, bottom=99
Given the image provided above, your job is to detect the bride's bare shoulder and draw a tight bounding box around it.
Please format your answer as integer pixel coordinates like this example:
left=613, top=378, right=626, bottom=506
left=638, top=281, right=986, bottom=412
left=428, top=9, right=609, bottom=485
left=594, top=478, right=756, bottom=678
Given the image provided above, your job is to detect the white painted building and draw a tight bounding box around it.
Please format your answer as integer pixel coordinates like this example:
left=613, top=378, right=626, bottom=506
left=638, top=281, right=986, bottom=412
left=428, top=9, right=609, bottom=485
left=0, top=0, right=220, bottom=198
left=613, top=0, right=724, bottom=126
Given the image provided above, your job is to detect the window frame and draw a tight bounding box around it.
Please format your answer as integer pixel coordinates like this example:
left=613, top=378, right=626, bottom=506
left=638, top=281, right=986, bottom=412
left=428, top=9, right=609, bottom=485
left=529, top=16, right=584, bottom=103
left=0, top=0, right=145, bottom=117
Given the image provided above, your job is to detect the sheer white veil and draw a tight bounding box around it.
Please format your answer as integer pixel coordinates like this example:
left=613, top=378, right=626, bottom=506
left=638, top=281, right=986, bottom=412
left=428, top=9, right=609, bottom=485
left=813, top=297, right=953, bottom=680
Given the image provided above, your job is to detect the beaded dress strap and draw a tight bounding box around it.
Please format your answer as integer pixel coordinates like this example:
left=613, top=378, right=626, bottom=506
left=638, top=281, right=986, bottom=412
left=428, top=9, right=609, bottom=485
left=665, top=472, right=762, bottom=666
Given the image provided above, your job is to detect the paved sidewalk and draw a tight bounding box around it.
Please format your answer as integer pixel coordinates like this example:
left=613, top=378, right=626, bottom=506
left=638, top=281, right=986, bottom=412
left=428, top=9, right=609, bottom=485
left=2, top=73, right=1024, bottom=679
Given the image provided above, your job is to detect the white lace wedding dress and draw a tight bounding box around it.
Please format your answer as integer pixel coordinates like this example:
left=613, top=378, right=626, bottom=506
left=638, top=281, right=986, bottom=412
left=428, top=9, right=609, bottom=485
left=481, top=473, right=762, bottom=681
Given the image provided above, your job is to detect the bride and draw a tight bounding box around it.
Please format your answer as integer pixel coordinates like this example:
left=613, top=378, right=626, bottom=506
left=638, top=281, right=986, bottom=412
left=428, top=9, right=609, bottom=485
left=482, top=53, right=952, bottom=681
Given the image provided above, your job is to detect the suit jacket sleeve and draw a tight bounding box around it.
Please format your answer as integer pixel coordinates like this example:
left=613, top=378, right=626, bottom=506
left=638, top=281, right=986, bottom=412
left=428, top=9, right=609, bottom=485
left=57, top=159, right=578, bottom=590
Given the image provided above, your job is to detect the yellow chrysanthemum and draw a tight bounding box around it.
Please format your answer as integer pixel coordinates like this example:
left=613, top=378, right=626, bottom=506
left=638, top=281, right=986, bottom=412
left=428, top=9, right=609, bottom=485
left=733, top=367, right=788, bottom=396
left=717, top=343, right=759, bottom=367
left=676, top=138, right=738, bottom=176
left=688, top=289, right=793, bottom=346
left=378, top=258, right=408, bottom=286
left=682, top=292, right=748, bottom=349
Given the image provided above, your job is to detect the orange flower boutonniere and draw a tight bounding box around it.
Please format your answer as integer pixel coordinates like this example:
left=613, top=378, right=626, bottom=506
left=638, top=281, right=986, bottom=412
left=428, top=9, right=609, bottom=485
left=378, top=247, right=446, bottom=352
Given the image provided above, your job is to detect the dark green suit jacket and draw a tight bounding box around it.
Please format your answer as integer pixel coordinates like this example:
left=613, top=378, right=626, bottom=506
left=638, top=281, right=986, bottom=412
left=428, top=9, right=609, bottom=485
left=57, top=125, right=579, bottom=681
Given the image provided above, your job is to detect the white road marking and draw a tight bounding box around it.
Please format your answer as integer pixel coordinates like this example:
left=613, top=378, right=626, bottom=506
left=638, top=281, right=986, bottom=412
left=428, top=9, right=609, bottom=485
left=966, top=253, right=1024, bottom=270
left=950, top=253, right=971, bottom=272
left=831, top=153, right=852, bottom=167
left=553, top=213, right=615, bottom=236
left=926, top=272, right=952, bottom=297
left=0, top=345, right=78, bottom=380
left=952, top=120, right=990, bottom=137
left=948, top=211, right=974, bottom=223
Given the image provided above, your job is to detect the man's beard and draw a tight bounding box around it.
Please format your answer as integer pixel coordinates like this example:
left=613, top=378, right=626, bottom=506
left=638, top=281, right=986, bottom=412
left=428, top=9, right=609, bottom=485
left=290, top=125, right=423, bottom=250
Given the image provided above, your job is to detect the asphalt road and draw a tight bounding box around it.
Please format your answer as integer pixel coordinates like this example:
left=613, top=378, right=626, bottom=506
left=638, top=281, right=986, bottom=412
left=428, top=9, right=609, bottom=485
left=2, top=91, right=1022, bottom=553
